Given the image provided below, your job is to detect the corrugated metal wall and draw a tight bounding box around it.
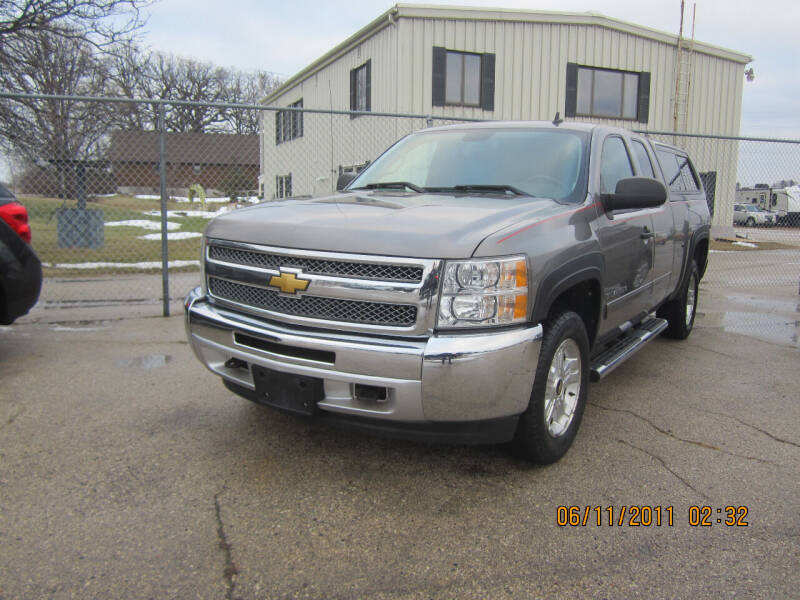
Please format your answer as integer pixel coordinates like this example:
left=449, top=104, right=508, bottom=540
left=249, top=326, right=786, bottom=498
left=263, top=13, right=747, bottom=225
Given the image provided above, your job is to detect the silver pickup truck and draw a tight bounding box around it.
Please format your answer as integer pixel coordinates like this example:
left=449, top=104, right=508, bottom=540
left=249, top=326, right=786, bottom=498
left=185, top=121, right=710, bottom=463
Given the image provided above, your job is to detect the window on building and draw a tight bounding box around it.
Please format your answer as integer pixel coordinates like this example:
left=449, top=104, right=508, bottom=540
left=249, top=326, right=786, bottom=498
left=432, top=47, right=495, bottom=111
left=600, top=136, right=634, bottom=194
left=275, top=99, right=303, bottom=145
left=350, top=60, right=371, bottom=116
left=276, top=173, right=292, bottom=198
left=566, top=64, right=650, bottom=123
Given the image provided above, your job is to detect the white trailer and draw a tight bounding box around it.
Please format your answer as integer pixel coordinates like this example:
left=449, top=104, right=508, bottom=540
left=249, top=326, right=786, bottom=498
left=736, top=185, right=800, bottom=225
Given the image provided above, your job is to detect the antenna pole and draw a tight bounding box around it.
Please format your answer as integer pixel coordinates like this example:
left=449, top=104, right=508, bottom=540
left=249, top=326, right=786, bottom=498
left=673, top=0, right=686, bottom=133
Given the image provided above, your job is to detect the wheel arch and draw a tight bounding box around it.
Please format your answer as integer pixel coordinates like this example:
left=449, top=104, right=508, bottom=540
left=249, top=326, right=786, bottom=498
left=532, top=254, right=603, bottom=348
left=674, top=226, right=710, bottom=295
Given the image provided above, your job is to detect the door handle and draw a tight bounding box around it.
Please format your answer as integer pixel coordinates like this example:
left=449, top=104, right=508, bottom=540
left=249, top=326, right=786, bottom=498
left=640, top=227, right=655, bottom=240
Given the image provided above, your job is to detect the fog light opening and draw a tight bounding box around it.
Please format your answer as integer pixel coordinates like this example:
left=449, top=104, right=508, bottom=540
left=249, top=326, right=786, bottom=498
left=224, top=357, right=248, bottom=370
left=354, top=384, right=388, bottom=403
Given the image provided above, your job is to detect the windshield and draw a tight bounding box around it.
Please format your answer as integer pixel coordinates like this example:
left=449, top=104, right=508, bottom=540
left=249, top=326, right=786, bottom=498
left=350, top=128, right=589, bottom=202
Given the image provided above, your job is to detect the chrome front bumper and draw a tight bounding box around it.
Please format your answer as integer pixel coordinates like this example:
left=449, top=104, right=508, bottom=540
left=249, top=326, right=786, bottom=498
left=185, top=287, right=542, bottom=423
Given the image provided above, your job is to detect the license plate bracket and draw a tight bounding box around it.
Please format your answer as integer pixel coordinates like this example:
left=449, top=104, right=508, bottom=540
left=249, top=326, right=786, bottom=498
left=251, top=366, right=323, bottom=416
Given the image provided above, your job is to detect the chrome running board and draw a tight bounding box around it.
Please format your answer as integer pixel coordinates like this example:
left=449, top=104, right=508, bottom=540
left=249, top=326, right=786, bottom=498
left=590, top=317, right=668, bottom=382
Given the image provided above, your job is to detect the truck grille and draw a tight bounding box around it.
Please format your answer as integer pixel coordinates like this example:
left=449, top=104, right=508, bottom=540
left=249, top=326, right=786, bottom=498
left=209, top=245, right=423, bottom=282
left=208, top=277, right=418, bottom=327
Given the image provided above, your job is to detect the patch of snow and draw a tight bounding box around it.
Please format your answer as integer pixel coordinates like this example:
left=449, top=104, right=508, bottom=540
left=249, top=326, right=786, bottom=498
left=92, top=193, right=119, bottom=198
left=135, top=194, right=260, bottom=204
left=174, top=196, right=231, bottom=203
left=105, top=220, right=181, bottom=231
left=141, top=210, right=218, bottom=219
left=137, top=232, right=202, bottom=241
left=43, top=260, right=200, bottom=270
left=733, top=241, right=758, bottom=248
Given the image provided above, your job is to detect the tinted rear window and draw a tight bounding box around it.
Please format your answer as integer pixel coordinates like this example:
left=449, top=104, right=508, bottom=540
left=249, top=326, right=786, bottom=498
left=656, top=148, right=700, bottom=193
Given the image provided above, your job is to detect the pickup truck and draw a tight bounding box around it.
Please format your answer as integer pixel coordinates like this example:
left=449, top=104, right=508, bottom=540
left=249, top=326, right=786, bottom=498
left=185, top=121, right=710, bottom=463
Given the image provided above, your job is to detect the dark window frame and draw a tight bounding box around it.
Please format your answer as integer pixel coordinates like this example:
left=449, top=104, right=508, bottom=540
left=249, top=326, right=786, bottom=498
left=432, top=46, right=495, bottom=111
left=275, top=99, right=303, bottom=145
left=349, top=60, right=371, bottom=119
left=444, top=49, right=482, bottom=107
left=565, top=63, right=650, bottom=123
left=275, top=173, right=293, bottom=199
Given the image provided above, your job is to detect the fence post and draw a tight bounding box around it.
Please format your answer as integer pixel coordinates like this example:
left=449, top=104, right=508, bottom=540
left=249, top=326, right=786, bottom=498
left=158, top=103, right=170, bottom=317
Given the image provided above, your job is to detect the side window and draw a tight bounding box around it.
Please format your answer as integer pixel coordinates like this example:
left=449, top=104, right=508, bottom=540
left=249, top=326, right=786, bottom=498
left=600, top=136, right=634, bottom=194
left=677, top=155, right=700, bottom=192
left=631, top=140, right=656, bottom=178
left=656, top=149, right=683, bottom=192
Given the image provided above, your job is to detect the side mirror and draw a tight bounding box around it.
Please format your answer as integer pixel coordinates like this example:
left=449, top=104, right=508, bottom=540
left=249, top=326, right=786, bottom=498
left=602, top=177, right=667, bottom=211
left=336, top=172, right=357, bottom=191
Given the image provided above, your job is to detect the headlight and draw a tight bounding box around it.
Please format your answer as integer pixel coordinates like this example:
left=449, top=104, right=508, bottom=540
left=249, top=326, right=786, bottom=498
left=438, top=256, right=528, bottom=329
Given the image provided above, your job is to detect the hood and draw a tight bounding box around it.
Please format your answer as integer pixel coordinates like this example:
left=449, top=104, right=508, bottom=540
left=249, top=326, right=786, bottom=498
left=205, top=191, right=568, bottom=258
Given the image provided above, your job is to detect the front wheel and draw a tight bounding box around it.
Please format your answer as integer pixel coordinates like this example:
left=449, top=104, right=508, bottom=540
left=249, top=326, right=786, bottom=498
left=658, top=260, right=699, bottom=339
left=511, top=311, right=589, bottom=464
left=745, top=217, right=756, bottom=227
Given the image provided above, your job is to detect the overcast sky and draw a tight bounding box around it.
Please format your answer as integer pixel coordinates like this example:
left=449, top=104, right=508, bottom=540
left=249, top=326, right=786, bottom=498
left=141, top=0, right=800, bottom=139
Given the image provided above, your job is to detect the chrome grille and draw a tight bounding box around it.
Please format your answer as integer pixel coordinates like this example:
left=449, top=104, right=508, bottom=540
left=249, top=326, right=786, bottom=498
left=209, top=245, right=423, bottom=282
left=209, top=277, right=418, bottom=327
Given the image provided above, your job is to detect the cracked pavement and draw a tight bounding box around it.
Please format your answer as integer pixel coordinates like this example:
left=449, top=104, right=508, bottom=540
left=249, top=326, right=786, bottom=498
left=0, top=293, right=798, bottom=599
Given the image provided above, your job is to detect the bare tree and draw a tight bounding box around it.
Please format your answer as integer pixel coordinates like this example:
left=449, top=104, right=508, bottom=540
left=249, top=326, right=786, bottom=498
left=0, top=0, right=150, bottom=51
left=222, top=70, right=281, bottom=135
left=107, top=49, right=281, bottom=134
left=0, top=30, right=113, bottom=163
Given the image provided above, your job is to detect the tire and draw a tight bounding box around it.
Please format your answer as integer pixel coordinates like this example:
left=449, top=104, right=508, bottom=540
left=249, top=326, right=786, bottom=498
left=658, top=260, right=699, bottom=340
left=511, top=311, right=589, bottom=464
left=746, top=217, right=755, bottom=227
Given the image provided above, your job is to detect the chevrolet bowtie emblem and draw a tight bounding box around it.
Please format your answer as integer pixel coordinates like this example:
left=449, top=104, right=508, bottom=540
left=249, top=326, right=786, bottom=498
left=269, top=271, right=310, bottom=295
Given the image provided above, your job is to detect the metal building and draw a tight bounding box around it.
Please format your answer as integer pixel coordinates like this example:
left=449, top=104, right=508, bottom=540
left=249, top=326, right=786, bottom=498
left=261, top=3, right=752, bottom=227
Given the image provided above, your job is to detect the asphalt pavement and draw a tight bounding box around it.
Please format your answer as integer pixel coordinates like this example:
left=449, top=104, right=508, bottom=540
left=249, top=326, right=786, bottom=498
left=1, top=286, right=799, bottom=599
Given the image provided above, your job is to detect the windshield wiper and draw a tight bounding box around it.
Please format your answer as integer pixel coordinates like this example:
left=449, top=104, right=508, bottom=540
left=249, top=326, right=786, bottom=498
left=351, top=181, right=426, bottom=193
left=428, top=184, right=529, bottom=196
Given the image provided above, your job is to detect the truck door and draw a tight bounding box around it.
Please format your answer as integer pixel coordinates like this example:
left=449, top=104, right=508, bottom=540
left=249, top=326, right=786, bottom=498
left=631, top=139, right=675, bottom=304
left=655, top=148, right=707, bottom=292
left=594, top=135, right=655, bottom=332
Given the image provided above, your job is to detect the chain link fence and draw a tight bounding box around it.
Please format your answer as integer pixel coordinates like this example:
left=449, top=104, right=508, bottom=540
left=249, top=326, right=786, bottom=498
left=640, top=132, right=800, bottom=294
left=1, top=93, right=798, bottom=324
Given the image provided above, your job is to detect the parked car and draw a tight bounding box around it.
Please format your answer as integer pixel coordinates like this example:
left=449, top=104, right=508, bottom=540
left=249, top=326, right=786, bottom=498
left=0, top=183, right=42, bottom=324
left=185, top=121, right=710, bottom=463
left=733, top=203, right=775, bottom=227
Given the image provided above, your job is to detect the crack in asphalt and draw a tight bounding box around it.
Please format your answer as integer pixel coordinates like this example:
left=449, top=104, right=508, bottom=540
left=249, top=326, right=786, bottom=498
left=589, top=402, right=784, bottom=467
left=686, top=407, right=800, bottom=449
left=684, top=342, right=738, bottom=360
left=617, top=439, right=711, bottom=501
left=214, top=488, right=238, bottom=600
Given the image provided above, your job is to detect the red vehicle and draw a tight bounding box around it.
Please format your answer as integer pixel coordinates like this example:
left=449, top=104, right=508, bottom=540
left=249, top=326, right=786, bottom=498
left=0, top=183, right=41, bottom=324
